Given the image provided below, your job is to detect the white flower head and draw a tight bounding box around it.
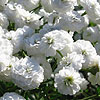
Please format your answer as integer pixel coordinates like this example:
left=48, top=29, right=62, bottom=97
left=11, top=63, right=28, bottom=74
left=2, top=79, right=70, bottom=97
left=39, top=24, right=60, bottom=35
left=24, top=33, right=42, bottom=56
left=4, top=2, right=43, bottom=29
left=39, top=9, right=51, bottom=20
left=95, top=72, right=100, bottom=85
left=32, top=55, right=52, bottom=81
left=0, top=37, right=13, bottom=56
left=48, top=12, right=60, bottom=24
left=55, top=52, right=85, bottom=73
left=94, top=42, right=100, bottom=55
left=0, top=54, right=13, bottom=82
left=4, top=2, right=24, bottom=22
left=51, top=0, right=77, bottom=13
left=88, top=73, right=97, bottom=85
left=59, top=11, right=89, bottom=32
left=60, top=43, right=74, bottom=56
left=0, top=92, right=25, bottom=100
left=41, top=0, right=53, bottom=12
left=0, top=12, right=9, bottom=28
left=72, top=40, right=97, bottom=69
left=16, top=0, right=40, bottom=11
left=83, top=26, right=100, bottom=43
left=82, top=54, right=100, bottom=69
left=79, top=0, right=100, bottom=24
left=54, top=67, right=88, bottom=95
left=6, top=26, right=34, bottom=54
left=11, top=57, right=44, bottom=90
left=39, top=30, right=73, bottom=57
left=73, top=40, right=97, bottom=57
left=88, top=67, right=100, bottom=85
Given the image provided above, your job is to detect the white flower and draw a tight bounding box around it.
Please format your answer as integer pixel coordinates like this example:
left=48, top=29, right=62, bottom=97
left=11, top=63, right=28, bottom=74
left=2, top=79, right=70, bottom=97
left=48, top=12, right=60, bottom=24
left=16, top=0, right=40, bottom=11
left=79, top=73, right=89, bottom=90
left=0, top=55, right=18, bottom=82
left=59, top=11, right=89, bottom=32
left=95, top=72, right=100, bottom=85
left=0, top=54, right=12, bottom=82
left=79, top=0, right=100, bottom=24
left=73, top=40, right=97, bottom=56
left=15, top=10, right=43, bottom=29
left=0, top=26, right=7, bottom=37
left=24, top=33, right=42, bottom=56
left=6, top=30, right=23, bottom=54
left=83, top=26, right=100, bottom=43
left=32, top=55, right=52, bottom=81
left=41, top=0, right=53, bottom=12
left=11, top=56, right=44, bottom=90
left=88, top=62, right=100, bottom=85
left=0, top=92, right=25, bottom=100
left=4, top=2, right=24, bottom=22
left=4, top=2, right=43, bottom=29
left=72, top=40, right=97, bottom=69
left=6, top=26, right=34, bottom=54
left=88, top=73, right=97, bottom=85
left=15, top=12, right=43, bottom=29
left=22, top=12, right=43, bottom=29
left=51, top=0, right=77, bottom=13
left=39, top=24, right=60, bottom=35
left=0, top=12, right=9, bottom=28
left=39, top=30, right=73, bottom=57
left=55, top=52, right=85, bottom=73
left=54, top=67, right=88, bottom=95
left=39, top=9, right=51, bottom=20
left=82, top=54, right=100, bottom=69
left=94, top=42, right=100, bottom=55
left=77, top=10, right=86, bottom=16
left=60, top=43, right=74, bottom=56
left=0, top=37, right=13, bottom=56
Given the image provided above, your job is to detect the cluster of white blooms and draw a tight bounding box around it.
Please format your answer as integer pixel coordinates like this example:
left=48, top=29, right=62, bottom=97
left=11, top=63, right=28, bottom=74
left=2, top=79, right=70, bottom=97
left=54, top=67, right=88, bottom=95
left=4, top=2, right=43, bottom=29
left=0, top=92, right=25, bottom=100
left=59, top=11, right=89, bottom=32
left=39, top=30, right=73, bottom=57
left=1, top=0, right=100, bottom=97
left=11, top=56, right=44, bottom=90
left=78, top=0, right=100, bottom=24
left=51, top=0, right=77, bottom=13
left=5, top=26, right=34, bottom=53
left=13, top=0, right=40, bottom=11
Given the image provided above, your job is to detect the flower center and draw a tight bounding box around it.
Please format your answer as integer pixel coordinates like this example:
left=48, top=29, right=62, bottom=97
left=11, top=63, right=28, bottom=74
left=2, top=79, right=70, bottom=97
left=64, top=76, right=74, bottom=86
left=8, top=65, right=12, bottom=68
left=82, top=50, right=87, bottom=55
left=46, top=37, right=54, bottom=45
left=26, top=67, right=32, bottom=73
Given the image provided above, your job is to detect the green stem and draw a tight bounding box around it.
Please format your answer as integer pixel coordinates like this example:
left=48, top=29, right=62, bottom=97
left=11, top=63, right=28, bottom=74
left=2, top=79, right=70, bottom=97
left=22, top=51, right=27, bottom=57
left=79, top=94, right=97, bottom=100
left=56, top=50, right=63, bottom=58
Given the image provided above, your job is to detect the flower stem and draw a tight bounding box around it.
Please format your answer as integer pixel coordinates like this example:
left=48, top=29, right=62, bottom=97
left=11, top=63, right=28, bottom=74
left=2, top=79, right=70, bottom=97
left=79, top=94, right=97, bottom=100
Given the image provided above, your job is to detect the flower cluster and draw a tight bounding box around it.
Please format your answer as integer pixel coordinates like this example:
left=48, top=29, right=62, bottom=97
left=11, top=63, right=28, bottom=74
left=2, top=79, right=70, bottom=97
left=0, top=0, right=100, bottom=99
left=0, top=92, right=25, bottom=100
